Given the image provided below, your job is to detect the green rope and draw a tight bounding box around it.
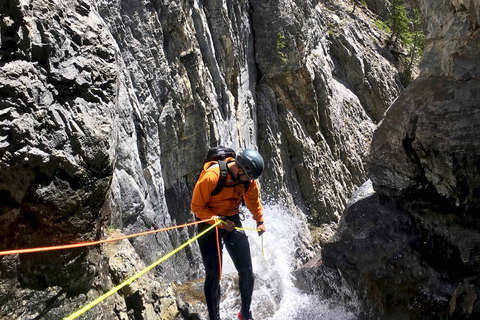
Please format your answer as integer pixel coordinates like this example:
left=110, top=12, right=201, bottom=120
left=64, top=221, right=221, bottom=320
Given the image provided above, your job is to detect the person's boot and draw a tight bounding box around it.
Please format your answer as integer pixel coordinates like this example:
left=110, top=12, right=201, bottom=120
left=237, top=311, right=253, bottom=320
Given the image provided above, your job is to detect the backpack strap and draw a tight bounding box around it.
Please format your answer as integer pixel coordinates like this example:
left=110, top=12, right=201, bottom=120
left=244, top=180, right=250, bottom=193
left=211, top=159, right=228, bottom=196
left=209, top=159, right=250, bottom=197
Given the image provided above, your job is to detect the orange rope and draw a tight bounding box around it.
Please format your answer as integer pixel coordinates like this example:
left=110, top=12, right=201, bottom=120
left=0, top=218, right=215, bottom=256
left=216, top=225, right=222, bottom=280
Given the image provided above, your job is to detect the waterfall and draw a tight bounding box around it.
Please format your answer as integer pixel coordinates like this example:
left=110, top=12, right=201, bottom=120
left=218, top=204, right=356, bottom=320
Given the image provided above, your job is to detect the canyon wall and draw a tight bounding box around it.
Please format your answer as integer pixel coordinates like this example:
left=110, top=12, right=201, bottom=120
left=296, top=0, right=480, bottom=319
left=0, top=0, right=402, bottom=318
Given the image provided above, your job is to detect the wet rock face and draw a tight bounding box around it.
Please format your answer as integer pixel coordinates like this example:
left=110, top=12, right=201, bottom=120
left=297, top=180, right=480, bottom=319
left=299, top=0, right=480, bottom=318
left=321, top=185, right=479, bottom=319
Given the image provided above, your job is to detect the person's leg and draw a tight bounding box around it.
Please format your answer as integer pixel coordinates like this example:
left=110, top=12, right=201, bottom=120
left=198, top=222, right=223, bottom=320
left=224, top=219, right=254, bottom=318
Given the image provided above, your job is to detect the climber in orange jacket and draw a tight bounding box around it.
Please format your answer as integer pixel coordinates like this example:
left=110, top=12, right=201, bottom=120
left=191, top=149, right=266, bottom=320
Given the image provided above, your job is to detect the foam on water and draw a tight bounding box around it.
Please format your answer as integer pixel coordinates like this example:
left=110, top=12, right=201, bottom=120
left=219, top=203, right=356, bottom=320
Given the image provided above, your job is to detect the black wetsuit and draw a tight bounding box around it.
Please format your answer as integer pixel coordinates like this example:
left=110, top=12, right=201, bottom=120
left=197, top=214, right=254, bottom=320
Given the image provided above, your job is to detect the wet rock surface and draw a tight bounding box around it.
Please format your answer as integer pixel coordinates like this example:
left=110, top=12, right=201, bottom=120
left=295, top=0, right=480, bottom=318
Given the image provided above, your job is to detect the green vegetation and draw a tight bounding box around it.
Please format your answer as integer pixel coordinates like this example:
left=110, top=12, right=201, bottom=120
left=310, top=208, right=320, bottom=224
left=403, top=9, right=425, bottom=84
left=277, top=32, right=288, bottom=64
left=327, top=23, right=335, bottom=37
left=387, top=0, right=410, bottom=46
left=375, top=0, right=426, bottom=85
left=351, top=0, right=367, bottom=13
left=106, top=225, right=115, bottom=235
left=375, top=20, right=391, bottom=33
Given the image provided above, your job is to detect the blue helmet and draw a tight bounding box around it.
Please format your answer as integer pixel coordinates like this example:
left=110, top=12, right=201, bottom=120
left=235, top=149, right=264, bottom=180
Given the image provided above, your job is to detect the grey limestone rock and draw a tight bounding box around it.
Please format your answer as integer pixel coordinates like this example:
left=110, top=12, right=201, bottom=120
left=369, top=0, right=480, bottom=216
left=253, top=0, right=402, bottom=225
left=0, top=0, right=404, bottom=318
left=369, top=77, right=480, bottom=214
left=300, top=0, right=480, bottom=318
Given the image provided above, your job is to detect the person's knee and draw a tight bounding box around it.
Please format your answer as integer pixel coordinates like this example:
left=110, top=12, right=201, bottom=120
left=205, top=270, right=220, bottom=282
left=238, top=268, right=254, bottom=281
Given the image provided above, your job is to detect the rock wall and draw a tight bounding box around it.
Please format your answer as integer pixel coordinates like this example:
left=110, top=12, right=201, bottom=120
left=0, top=1, right=121, bottom=318
left=0, top=0, right=403, bottom=318
left=253, top=0, right=402, bottom=224
left=296, top=0, right=480, bottom=319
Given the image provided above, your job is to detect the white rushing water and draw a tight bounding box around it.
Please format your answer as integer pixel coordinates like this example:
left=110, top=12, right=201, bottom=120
left=219, top=203, right=356, bottom=320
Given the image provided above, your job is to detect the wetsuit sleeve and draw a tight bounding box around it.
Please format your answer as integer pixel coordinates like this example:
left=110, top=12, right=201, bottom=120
left=191, top=170, right=218, bottom=222
left=243, top=180, right=264, bottom=223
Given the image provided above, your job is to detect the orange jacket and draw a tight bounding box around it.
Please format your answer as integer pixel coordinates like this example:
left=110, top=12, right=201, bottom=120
left=191, top=158, right=264, bottom=224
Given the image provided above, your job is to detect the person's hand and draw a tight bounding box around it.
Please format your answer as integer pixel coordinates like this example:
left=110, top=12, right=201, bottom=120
left=257, top=222, right=266, bottom=236
left=214, top=216, right=235, bottom=232
left=223, top=219, right=235, bottom=232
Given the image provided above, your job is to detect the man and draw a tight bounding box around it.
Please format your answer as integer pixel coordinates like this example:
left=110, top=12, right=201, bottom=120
left=191, top=149, right=266, bottom=320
